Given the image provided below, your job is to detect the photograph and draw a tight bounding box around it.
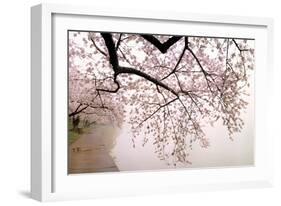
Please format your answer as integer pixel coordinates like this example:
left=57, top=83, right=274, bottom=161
left=67, top=31, right=255, bottom=174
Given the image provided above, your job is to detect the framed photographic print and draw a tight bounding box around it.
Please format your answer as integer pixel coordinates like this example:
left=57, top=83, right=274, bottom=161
left=31, top=3, right=274, bottom=201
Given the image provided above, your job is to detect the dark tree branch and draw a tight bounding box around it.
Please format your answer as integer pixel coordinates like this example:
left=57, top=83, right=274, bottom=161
left=186, top=38, right=226, bottom=99
left=232, top=39, right=249, bottom=52
left=97, top=77, right=120, bottom=93
left=69, top=101, right=112, bottom=117
left=97, top=91, right=105, bottom=107
left=119, top=66, right=178, bottom=96
left=115, top=33, right=122, bottom=51
left=161, top=37, right=187, bottom=81
left=226, top=39, right=229, bottom=68
left=177, top=97, right=200, bottom=136
left=156, top=85, right=184, bottom=150
left=90, top=37, right=107, bottom=56
left=100, top=33, right=119, bottom=69
left=227, top=62, right=239, bottom=80
left=118, top=47, right=132, bottom=65
left=173, top=72, right=203, bottom=114
left=186, top=41, right=213, bottom=92
left=74, top=103, right=82, bottom=113
left=232, top=39, right=247, bottom=79
left=69, top=105, right=89, bottom=117
left=100, top=33, right=179, bottom=97
left=137, top=97, right=179, bottom=127
left=140, top=35, right=182, bottom=54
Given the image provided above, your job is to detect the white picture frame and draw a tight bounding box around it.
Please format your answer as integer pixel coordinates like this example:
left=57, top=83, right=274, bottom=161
left=31, top=3, right=274, bottom=202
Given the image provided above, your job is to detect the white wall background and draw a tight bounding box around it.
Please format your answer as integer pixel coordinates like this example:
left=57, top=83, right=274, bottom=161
left=0, top=0, right=280, bottom=205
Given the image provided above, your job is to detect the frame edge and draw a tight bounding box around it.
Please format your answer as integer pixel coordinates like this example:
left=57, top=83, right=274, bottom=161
left=31, top=4, right=43, bottom=201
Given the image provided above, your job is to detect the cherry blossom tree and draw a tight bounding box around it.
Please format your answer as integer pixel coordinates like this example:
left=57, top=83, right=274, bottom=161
left=68, top=31, right=254, bottom=166
left=68, top=34, right=124, bottom=128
